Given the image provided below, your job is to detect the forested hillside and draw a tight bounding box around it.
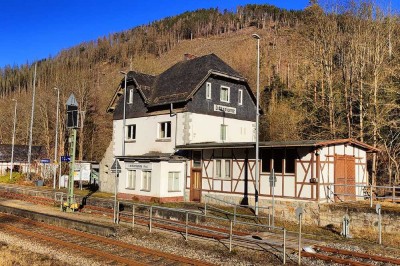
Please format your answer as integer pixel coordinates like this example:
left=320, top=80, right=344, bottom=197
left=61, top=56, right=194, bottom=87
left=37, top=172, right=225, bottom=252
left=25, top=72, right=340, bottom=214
left=0, top=2, right=399, bottom=184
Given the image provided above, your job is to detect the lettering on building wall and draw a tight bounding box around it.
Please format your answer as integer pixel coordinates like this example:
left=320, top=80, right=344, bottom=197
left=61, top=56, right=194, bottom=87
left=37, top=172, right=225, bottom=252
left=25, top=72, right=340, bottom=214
left=125, top=163, right=152, bottom=170
left=214, top=104, right=236, bottom=114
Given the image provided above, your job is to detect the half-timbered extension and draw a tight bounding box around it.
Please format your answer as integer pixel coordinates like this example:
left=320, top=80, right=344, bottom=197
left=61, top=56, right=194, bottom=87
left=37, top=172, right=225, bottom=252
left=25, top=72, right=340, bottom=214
left=105, top=53, right=257, bottom=203
left=177, top=139, right=379, bottom=203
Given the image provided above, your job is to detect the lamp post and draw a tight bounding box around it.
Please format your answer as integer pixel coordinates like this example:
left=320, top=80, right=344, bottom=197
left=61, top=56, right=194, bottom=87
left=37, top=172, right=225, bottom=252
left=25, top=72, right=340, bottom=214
left=53, top=87, right=60, bottom=189
left=10, top=99, right=17, bottom=180
left=119, top=71, right=127, bottom=157
left=252, top=33, right=261, bottom=216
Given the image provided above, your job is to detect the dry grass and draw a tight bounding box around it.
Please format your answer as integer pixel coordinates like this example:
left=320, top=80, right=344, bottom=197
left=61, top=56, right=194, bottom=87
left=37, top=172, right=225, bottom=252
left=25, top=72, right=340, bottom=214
left=0, top=242, right=68, bottom=266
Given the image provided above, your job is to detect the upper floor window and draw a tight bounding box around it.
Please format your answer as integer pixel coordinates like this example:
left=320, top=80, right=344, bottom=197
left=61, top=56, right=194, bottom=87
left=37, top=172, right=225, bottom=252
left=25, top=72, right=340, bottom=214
left=128, top=88, right=133, bottom=104
left=206, top=82, right=212, bottom=100
left=158, top=121, right=171, bottom=139
left=126, top=124, right=136, bottom=140
left=220, top=86, right=230, bottom=103
left=238, top=89, right=243, bottom=105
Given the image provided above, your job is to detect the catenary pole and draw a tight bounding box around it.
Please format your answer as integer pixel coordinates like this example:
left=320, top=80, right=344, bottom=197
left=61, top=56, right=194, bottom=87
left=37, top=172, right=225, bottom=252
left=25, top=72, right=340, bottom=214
left=53, top=87, right=60, bottom=189
left=27, top=63, right=37, bottom=180
left=252, top=33, right=261, bottom=216
left=10, top=99, right=17, bottom=180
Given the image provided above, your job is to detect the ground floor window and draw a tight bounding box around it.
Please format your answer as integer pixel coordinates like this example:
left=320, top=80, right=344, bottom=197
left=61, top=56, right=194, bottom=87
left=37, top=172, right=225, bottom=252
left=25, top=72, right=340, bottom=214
left=168, top=172, right=180, bottom=192
left=141, top=171, right=151, bottom=191
left=126, top=170, right=136, bottom=189
left=215, top=159, right=231, bottom=179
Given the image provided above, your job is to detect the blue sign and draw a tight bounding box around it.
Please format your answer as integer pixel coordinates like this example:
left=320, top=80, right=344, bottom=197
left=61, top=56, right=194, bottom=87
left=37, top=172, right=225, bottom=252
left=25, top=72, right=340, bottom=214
left=41, top=159, right=51, bottom=164
left=61, top=156, right=71, bottom=162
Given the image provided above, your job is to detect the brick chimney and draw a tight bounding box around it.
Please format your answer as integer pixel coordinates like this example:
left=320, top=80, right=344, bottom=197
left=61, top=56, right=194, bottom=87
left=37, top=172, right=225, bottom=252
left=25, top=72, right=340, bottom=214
left=184, top=53, right=197, bottom=61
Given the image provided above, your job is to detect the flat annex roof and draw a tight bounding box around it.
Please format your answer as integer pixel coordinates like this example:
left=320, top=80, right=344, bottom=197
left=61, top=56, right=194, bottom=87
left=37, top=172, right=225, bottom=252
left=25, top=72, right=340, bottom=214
left=176, top=139, right=379, bottom=152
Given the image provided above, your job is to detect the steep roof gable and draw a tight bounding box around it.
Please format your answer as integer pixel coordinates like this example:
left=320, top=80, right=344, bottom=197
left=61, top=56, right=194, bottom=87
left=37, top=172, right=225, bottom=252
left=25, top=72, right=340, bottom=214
left=149, top=54, right=244, bottom=105
left=107, top=54, right=249, bottom=112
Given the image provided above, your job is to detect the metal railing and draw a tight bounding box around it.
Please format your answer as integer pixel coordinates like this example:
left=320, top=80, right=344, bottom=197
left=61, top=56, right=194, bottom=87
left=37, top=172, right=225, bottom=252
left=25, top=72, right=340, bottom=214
left=116, top=200, right=287, bottom=264
left=204, top=194, right=271, bottom=226
left=326, top=183, right=400, bottom=206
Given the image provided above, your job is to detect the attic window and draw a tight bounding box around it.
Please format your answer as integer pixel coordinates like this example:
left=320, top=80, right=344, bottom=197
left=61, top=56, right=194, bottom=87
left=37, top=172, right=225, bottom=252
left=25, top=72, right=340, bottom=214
left=220, top=86, right=230, bottom=103
left=128, top=88, right=133, bottom=104
left=238, top=89, right=243, bottom=105
left=206, top=82, right=212, bottom=100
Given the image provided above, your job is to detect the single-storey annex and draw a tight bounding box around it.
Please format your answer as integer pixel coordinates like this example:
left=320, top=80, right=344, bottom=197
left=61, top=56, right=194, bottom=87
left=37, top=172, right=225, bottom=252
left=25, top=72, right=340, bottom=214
left=177, top=139, right=378, bottom=204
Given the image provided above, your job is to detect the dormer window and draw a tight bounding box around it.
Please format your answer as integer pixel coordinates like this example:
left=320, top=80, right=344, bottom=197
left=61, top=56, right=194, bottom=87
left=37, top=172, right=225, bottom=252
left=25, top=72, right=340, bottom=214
left=206, top=82, right=212, bottom=100
left=128, top=88, right=133, bottom=104
left=220, top=86, right=230, bottom=103
left=238, top=89, right=243, bottom=105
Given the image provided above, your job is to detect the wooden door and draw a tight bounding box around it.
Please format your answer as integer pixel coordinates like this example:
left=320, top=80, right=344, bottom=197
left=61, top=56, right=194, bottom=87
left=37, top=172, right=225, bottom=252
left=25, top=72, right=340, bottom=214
left=190, top=169, right=202, bottom=202
left=334, top=155, right=356, bottom=201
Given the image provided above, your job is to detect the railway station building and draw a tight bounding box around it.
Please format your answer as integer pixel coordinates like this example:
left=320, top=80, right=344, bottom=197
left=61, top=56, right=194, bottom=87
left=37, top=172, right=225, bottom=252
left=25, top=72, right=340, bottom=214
left=102, top=53, right=378, bottom=204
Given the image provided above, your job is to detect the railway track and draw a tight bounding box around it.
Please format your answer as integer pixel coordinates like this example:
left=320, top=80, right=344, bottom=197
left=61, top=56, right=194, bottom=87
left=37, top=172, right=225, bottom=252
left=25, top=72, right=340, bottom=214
left=302, top=245, right=400, bottom=266
left=0, top=213, right=213, bottom=266
left=2, top=188, right=400, bottom=266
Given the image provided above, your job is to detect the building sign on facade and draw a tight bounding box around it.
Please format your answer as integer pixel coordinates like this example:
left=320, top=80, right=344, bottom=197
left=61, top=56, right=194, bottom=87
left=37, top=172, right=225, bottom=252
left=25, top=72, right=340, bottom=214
left=214, top=104, right=236, bottom=114
left=125, top=162, right=152, bottom=170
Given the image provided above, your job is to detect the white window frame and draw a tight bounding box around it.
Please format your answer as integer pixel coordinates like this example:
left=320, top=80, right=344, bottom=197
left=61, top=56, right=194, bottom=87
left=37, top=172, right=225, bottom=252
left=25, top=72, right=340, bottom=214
left=126, top=170, right=136, bottom=189
left=128, top=88, right=134, bottom=104
left=220, top=124, right=227, bottom=142
left=220, top=86, right=230, bottom=103
left=126, top=124, right=136, bottom=140
left=238, top=89, right=243, bottom=105
left=141, top=171, right=151, bottom=191
left=214, top=159, right=231, bottom=179
left=168, top=172, right=180, bottom=192
left=158, top=121, right=171, bottom=139
left=206, top=82, right=212, bottom=100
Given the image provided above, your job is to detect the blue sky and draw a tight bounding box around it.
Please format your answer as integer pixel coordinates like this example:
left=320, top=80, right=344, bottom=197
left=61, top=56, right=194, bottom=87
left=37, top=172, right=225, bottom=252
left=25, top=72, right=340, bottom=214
left=0, top=0, right=312, bottom=68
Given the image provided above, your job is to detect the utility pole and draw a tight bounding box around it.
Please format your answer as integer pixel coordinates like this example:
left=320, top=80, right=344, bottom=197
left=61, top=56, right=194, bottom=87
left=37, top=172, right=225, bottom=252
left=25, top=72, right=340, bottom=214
left=10, top=99, right=17, bottom=180
left=27, top=63, right=37, bottom=180
left=252, top=33, right=261, bottom=216
left=53, top=87, right=60, bottom=189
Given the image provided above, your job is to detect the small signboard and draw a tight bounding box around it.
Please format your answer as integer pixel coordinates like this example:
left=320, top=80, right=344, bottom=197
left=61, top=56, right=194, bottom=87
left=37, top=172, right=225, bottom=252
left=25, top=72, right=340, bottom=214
left=40, top=158, right=51, bottom=164
left=269, top=169, right=277, bottom=187
left=61, top=156, right=71, bottom=162
left=376, top=203, right=381, bottom=214
left=111, top=159, right=121, bottom=173
left=125, top=162, right=151, bottom=170
left=214, top=104, right=237, bottom=114
left=295, top=207, right=303, bottom=219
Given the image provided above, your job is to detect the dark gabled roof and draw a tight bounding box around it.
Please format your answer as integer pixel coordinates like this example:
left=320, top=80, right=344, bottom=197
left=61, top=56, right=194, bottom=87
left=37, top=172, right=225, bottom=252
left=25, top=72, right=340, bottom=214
left=128, top=71, right=155, bottom=101
left=0, top=145, right=47, bottom=162
left=149, top=54, right=244, bottom=106
left=107, top=54, right=249, bottom=112
left=175, top=139, right=379, bottom=153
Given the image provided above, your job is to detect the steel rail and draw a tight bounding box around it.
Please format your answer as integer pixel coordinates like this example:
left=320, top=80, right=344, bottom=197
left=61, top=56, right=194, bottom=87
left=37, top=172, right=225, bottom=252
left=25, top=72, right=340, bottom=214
left=315, top=245, right=400, bottom=265
left=0, top=223, right=145, bottom=266
left=301, top=250, right=374, bottom=266
left=0, top=213, right=214, bottom=266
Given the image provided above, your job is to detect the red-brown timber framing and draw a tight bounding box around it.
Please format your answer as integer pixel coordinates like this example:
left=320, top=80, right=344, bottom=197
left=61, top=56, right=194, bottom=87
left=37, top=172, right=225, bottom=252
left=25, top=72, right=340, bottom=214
left=178, top=139, right=379, bottom=203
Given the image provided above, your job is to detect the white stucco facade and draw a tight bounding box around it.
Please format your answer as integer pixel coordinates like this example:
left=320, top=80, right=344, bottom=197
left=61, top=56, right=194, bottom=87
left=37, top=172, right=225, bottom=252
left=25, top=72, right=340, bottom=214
left=112, top=112, right=255, bottom=157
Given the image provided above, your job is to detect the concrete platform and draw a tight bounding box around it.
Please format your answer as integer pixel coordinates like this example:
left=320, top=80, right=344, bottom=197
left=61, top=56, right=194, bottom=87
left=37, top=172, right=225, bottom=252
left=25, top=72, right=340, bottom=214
left=0, top=198, right=117, bottom=237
